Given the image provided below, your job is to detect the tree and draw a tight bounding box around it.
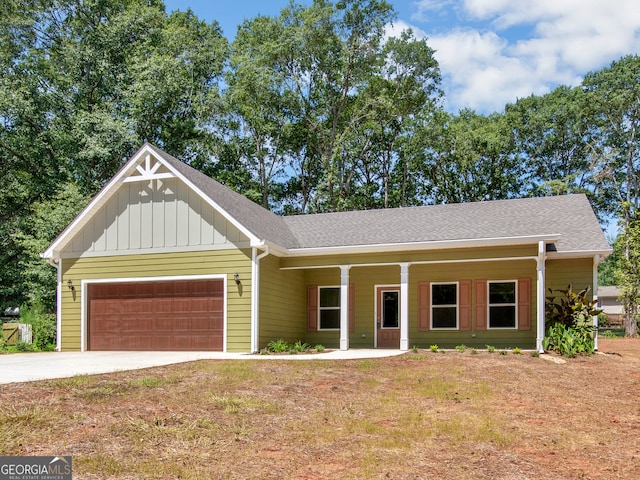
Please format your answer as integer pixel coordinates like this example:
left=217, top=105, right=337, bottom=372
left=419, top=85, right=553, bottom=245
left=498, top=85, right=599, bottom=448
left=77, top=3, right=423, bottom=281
left=583, top=55, right=640, bottom=337
left=506, top=86, right=600, bottom=204
left=218, top=1, right=442, bottom=213
left=408, top=109, right=522, bottom=204
left=0, top=0, right=228, bottom=309
left=12, top=183, right=89, bottom=310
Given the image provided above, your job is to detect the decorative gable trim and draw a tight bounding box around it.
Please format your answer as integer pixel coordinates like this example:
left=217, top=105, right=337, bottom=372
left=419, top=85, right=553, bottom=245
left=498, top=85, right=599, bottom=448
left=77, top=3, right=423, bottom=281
left=122, top=153, right=176, bottom=183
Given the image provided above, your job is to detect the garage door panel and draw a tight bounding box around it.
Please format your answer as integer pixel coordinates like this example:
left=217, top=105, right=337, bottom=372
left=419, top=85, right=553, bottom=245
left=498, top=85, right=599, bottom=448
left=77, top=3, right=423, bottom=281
left=88, top=279, right=224, bottom=351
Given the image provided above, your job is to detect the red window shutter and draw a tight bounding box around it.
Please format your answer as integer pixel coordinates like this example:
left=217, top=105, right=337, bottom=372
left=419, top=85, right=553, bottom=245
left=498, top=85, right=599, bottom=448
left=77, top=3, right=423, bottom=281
left=418, top=281, right=430, bottom=331
left=307, top=285, right=318, bottom=332
left=349, top=283, right=355, bottom=332
left=459, top=280, right=472, bottom=330
left=518, top=278, right=531, bottom=330
left=475, top=280, right=487, bottom=330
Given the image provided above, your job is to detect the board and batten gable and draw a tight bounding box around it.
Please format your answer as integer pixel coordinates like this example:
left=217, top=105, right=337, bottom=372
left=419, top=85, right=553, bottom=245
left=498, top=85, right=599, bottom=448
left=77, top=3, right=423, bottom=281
left=62, top=176, right=249, bottom=258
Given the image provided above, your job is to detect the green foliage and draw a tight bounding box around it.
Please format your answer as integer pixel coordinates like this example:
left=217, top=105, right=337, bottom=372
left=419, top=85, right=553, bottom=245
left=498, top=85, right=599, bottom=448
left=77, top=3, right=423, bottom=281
left=545, top=284, right=601, bottom=328
left=455, top=344, right=467, bottom=353
left=264, top=339, right=322, bottom=354
left=429, top=344, right=439, bottom=353
left=19, top=301, right=56, bottom=351
left=512, top=347, right=522, bottom=355
left=543, top=323, right=595, bottom=358
left=266, top=339, right=289, bottom=353
left=15, top=340, right=36, bottom=352
left=485, top=345, right=496, bottom=353
left=544, top=284, right=598, bottom=357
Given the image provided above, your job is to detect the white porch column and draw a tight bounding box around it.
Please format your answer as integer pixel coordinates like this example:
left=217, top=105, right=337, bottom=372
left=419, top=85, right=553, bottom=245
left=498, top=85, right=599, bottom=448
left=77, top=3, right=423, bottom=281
left=536, top=241, right=546, bottom=353
left=593, top=254, right=600, bottom=351
left=340, top=265, right=351, bottom=351
left=400, top=263, right=410, bottom=351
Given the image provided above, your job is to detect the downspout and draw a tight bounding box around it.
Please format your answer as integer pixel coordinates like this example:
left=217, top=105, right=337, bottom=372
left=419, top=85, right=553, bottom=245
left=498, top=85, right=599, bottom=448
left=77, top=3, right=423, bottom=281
left=251, top=245, right=270, bottom=353
left=47, top=257, right=62, bottom=352
left=593, top=254, right=600, bottom=351
left=536, top=241, right=546, bottom=353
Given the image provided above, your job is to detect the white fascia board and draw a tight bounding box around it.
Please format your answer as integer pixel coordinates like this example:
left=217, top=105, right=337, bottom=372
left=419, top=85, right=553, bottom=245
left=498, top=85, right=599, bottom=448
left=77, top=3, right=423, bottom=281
left=282, top=234, right=562, bottom=257
left=42, top=146, right=152, bottom=259
left=546, top=249, right=612, bottom=260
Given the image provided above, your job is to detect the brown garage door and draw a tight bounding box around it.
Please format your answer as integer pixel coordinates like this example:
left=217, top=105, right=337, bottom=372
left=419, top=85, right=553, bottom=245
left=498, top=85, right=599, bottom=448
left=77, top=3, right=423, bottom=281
left=87, top=279, right=224, bottom=351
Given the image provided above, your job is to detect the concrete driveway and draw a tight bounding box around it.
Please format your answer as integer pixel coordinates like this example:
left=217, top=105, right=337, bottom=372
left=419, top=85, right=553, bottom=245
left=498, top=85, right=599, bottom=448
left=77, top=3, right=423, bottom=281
left=0, top=349, right=404, bottom=384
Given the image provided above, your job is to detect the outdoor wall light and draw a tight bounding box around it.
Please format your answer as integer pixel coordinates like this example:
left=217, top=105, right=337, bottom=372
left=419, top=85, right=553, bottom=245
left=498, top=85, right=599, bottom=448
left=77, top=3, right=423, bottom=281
left=67, top=279, right=75, bottom=291
left=234, top=273, right=241, bottom=285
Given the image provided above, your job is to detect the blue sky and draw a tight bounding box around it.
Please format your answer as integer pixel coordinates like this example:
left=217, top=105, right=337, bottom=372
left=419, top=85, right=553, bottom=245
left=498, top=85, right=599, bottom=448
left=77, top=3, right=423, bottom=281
left=164, top=0, right=640, bottom=115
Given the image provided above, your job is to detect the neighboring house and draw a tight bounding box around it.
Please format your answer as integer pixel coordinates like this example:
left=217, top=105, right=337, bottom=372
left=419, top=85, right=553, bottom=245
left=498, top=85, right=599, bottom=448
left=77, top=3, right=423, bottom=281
left=597, top=286, right=624, bottom=326
left=42, top=143, right=612, bottom=353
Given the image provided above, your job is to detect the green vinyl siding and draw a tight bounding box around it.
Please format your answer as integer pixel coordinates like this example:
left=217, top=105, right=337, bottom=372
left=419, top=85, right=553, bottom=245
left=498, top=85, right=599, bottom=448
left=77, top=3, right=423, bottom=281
left=258, top=254, right=306, bottom=347
left=60, top=249, right=252, bottom=352
left=409, top=258, right=536, bottom=349
left=546, top=257, right=594, bottom=300
left=295, top=248, right=596, bottom=350
left=304, top=265, right=401, bottom=349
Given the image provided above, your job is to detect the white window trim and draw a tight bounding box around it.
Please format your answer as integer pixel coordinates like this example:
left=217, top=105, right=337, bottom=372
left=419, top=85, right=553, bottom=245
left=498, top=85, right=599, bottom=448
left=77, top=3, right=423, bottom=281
left=487, top=279, right=518, bottom=330
left=431, top=281, right=459, bottom=330
left=318, top=285, right=341, bottom=331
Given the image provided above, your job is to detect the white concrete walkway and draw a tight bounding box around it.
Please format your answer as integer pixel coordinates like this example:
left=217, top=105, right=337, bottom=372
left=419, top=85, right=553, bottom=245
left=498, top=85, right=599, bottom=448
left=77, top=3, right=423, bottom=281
left=0, top=349, right=405, bottom=385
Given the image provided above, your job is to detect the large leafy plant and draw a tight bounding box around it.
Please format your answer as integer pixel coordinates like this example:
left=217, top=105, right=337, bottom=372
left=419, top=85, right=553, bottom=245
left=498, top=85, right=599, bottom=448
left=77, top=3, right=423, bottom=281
left=544, top=285, right=601, bottom=357
left=545, top=284, right=601, bottom=328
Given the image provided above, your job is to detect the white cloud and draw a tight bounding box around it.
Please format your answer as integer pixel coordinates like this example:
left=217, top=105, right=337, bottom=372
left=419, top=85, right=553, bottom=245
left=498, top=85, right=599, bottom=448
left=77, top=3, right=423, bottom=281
left=401, top=0, right=640, bottom=113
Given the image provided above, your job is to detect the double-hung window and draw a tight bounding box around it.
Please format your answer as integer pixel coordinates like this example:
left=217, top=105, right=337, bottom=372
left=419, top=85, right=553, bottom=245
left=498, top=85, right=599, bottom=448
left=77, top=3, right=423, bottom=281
left=488, top=281, right=517, bottom=329
left=318, top=286, right=341, bottom=330
left=431, top=282, right=458, bottom=329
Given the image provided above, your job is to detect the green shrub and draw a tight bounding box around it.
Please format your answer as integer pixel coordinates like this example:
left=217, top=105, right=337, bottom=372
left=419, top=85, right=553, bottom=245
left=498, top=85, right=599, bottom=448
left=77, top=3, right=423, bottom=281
left=429, top=345, right=439, bottom=353
left=543, top=323, right=594, bottom=358
left=486, top=345, right=496, bottom=353
left=314, top=344, right=325, bottom=352
left=512, top=347, right=522, bottom=355
left=292, top=340, right=311, bottom=353
left=15, top=340, right=36, bottom=352
left=20, top=301, right=56, bottom=351
left=266, top=339, right=289, bottom=353
left=545, top=284, right=601, bottom=328
left=455, top=344, right=467, bottom=353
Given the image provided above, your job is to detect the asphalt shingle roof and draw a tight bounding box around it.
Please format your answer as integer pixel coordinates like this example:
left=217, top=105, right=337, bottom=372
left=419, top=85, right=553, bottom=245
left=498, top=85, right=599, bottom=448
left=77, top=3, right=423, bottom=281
left=153, top=144, right=610, bottom=255
left=282, top=195, right=611, bottom=253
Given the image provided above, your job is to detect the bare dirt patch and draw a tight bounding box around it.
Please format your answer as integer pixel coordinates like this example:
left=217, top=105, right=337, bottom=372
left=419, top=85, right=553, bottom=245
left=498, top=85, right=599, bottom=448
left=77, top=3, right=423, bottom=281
left=1, top=338, right=639, bottom=479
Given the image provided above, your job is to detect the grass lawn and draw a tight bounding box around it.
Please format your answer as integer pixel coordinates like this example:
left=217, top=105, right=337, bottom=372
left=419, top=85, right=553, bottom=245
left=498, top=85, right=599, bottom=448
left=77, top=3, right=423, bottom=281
left=1, top=338, right=639, bottom=479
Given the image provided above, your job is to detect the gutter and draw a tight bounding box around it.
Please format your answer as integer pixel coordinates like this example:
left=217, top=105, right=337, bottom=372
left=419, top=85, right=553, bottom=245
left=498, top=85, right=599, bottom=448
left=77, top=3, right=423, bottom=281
left=283, top=234, right=561, bottom=257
